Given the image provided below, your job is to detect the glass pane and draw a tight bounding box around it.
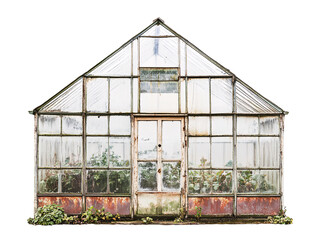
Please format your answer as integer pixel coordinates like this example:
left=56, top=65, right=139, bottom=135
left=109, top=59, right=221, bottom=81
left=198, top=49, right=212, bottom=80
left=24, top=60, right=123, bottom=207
left=211, top=78, right=232, bottom=113
left=133, top=78, right=138, bottom=112
left=38, top=137, right=61, bottom=167
left=237, top=117, right=258, bottom=135
left=162, top=121, right=181, bottom=160
left=188, top=137, right=210, bottom=168
left=140, top=68, right=178, bottom=80
left=237, top=170, right=259, bottom=193
left=61, top=137, right=82, bottom=167
left=86, top=116, right=108, bottom=135
left=109, top=137, right=130, bottom=167
left=188, top=117, right=210, bottom=136
left=188, top=170, right=211, bottom=194
left=86, top=78, right=108, bottom=112
left=212, top=116, right=232, bottom=135
left=211, top=170, right=232, bottom=193
left=140, top=82, right=178, bottom=93
left=38, top=115, right=61, bottom=134
left=211, top=137, right=233, bottom=168
left=133, top=40, right=138, bottom=75
left=180, top=78, right=186, bottom=113
left=140, top=38, right=178, bottom=67
left=259, top=137, right=280, bottom=168
left=138, top=121, right=157, bottom=160
left=187, top=79, right=210, bottom=113
left=259, top=170, right=279, bottom=194
left=109, top=170, right=130, bottom=193
left=110, top=78, right=131, bottom=113
left=38, top=169, right=59, bottom=193
left=61, top=170, right=81, bottom=193
left=62, top=116, right=82, bottom=134
left=109, top=116, right=130, bottom=135
left=87, top=170, right=108, bottom=193
left=142, top=25, right=174, bottom=36
left=162, top=162, right=181, bottom=191
left=237, top=137, right=258, bottom=168
left=138, top=162, right=157, bottom=191
left=260, top=117, right=280, bottom=135
left=86, top=137, right=108, bottom=167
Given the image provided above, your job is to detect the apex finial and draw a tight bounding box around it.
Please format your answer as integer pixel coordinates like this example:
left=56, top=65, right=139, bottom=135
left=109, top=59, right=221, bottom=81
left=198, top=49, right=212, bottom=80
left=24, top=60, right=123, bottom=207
left=153, top=17, right=165, bottom=24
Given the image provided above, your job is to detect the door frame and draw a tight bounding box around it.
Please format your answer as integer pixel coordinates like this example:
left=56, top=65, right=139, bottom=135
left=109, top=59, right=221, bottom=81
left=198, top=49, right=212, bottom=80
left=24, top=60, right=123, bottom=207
left=131, top=116, right=187, bottom=216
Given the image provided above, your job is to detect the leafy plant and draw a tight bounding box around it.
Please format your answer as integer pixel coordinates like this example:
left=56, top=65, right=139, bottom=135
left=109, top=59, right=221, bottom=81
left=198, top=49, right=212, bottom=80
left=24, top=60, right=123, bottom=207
left=174, top=207, right=186, bottom=223
left=141, top=217, right=153, bottom=224
left=238, top=170, right=274, bottom=193
left=267, top=207, right=293, bottom=224
left=28, top=204, right=65, bottom=225
left=195, top=206, right=202, bottom=222
left=174, top=217, right=183, bottom=223
left=81, top=206, right=120, bottom=224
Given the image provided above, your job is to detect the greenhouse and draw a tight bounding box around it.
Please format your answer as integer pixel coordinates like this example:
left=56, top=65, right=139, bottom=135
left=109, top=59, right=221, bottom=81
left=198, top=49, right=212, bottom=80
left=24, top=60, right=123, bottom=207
left=30, top=18, right=287, bottom=219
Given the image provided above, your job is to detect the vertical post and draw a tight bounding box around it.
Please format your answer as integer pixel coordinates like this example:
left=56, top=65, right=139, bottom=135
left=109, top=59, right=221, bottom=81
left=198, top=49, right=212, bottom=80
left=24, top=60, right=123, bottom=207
left=178, top=38, right=181, bottom=114
left=185, top=44, right=188, bottom=113
left=131, top=42, right=134, bottom=113
left=137, top=37, right=141, bottom=113
left=34, top=113, right=38, bottom=215
left=82, top=77, right=87, bottom=213
left=184, top=116, right=188, bottom=218
left=232, top=76, right=237, bottom=216
left=157, top=120, right=162, bottom=192
left=132, top=118, right=139, bottom=216
left=279, top=114, right=285, bottom=211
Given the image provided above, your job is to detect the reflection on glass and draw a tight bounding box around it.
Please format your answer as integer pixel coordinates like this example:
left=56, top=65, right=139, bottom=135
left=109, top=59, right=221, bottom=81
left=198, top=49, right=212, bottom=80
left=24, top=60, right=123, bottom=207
left=109, top=170, right=130, bottom=193
left=162, top=162, right=181, bottom=191
left=138, top=121, right=157, bottom=160
left=162, top=121, right=181, bottom=160
left=138, top=162, right=157, bottom=191
left=87, top=170, right=108, bottom=193
left=109, top=137, right=130, bottom=167
left=188, top=137, right=210, bottom=168
left=86, top=137, right=108, bottom=167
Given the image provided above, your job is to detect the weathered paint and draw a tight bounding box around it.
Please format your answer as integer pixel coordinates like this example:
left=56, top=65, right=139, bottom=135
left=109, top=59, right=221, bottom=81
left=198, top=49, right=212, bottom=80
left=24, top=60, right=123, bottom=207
left=137, top=193, right=180, bottom=215
left=188, top=197, right=233, bottom=215
left=37, top=197, right=82, bottom=215
left=86, top=197, right=131, bottom=216
left=237, top=197, right=280, bottom=215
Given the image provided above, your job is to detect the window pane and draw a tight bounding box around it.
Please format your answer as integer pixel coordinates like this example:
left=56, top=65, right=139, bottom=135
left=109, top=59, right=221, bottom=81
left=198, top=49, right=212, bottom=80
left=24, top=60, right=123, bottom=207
left=180, top=78, right=186, bottom=113
left=87, top=170, right=108, bottom=193
left=212, top=116, right=232, bottom=135
left=259, top=170, right=279, bottom=194
left=138, top=121, right=157, bottom=160
left=188, top=117, right=210, bottom=135
left=237, top=170, right=259, bottom=193
left=138, top=162, right=157, bottom=191
left=109, top=116, right=130, bottom=135
left=237, top=117, right=258, bottom=135
left=188, top=170, right=211, bottom=194
left=188, top=137, right=210, bottom=168
left=237, top=137, right=258, bottom=168
left=162, top=162, right=181, bottom=191
left=110, top=78, right=131, bottom=112
left=211, top=137, right=233, bottom=168
left=62, top=116, right=82, bottom=134
left=86, top=116, right=108, bottom=135
left=61, top=137, right=82, bottom=167
left=211, top=170, right=232, bottom=193
left=38, top=115, right=60, bottom=134
left=62, top=170, right=81, bottom=193
left=140, top=82, right=178, bottom=93
left=39, top=137, right=61, bottom=167
left=260, top=117, right=280, bottom=135
left=133, top=78, right=138, bottom=112
left=109, top=137, right=130, bottom=167
left=109, top=170, right=130, bottom=193
left=140, top=68, right=178, bottom=80
left=162, top=121, right=181, bottom=160
left=211, top=78, right=232, bottom=113
left=259, top=137, right=280, bottom=168
left=86, top=78, right=108, bottom=112
left=187, top=79, right=209, bottom=113
left=38, top=169, right=59, bottom=193
left=86, top=137, right=108, bottom=167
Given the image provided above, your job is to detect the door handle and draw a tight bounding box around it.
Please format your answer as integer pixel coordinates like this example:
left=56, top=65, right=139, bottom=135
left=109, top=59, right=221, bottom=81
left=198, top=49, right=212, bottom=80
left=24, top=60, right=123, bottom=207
left=158, top=168, right=161, bottom=173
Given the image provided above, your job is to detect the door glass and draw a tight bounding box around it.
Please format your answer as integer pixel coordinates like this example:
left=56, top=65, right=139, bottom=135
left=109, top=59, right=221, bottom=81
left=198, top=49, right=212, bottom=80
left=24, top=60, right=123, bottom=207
left=138, top=121, right=157, bottom=160
left=138, top=162, right=157, bottom=191
left=162, top=162, right=181, bottom=191
left=162, top=121, right=181, bottom=160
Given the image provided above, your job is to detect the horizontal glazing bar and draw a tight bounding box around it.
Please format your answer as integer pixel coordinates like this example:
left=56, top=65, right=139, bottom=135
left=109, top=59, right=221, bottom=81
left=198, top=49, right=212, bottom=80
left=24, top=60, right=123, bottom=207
left=188, top=135, right=233, bottom=137
left=37, top=193, right=131, bottom=197
left=139, top=35, right=177, bottom=38
left=86, top=167, right=131, bottom=170
left=86, top=134, right=131, bottom=137
left=237, top=167, right=280, bottom=170
left=180, top=75, right=233, bottom=78
left=237, top=135, right=280, bottom=137
left=38, top=134, right=82, bottom=137
left=38, top=167, right=83, bottom=170
left=84, top=76, right=139, bottom=78
left=188, top=194, right=281, bottom=197
left=188, top=168, right=233, bottom=170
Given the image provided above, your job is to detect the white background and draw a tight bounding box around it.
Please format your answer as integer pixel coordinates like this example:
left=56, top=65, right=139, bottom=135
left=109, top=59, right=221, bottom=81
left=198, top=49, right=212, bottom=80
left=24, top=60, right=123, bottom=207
left=0, top=0, right=318, bottom=239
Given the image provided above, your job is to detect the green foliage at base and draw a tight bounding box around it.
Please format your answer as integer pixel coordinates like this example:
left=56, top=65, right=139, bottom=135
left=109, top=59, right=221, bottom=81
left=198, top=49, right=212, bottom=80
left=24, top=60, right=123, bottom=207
left=141, top=217, right=153, bottom=224
left=267, top=207, right=293, bottom=224
left=81, top=206, right=120, bottom=223
left=28, top=204, right=65, bottom=225
left=195, top=206, right=202, bottom=222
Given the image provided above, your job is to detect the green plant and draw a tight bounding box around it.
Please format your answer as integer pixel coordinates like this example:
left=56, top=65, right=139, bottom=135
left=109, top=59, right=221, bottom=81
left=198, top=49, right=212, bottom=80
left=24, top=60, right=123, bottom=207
left=195, top=206, right=202, bottom=222
left=238, top=170, right=274, bottom=193
left=81, top=206, right=120, bottom=224
left=174, top=217, right=183, bottom=223
left=63, top=215, right=81, bottom=224
left=267, top=207, right=293, bottom=224
left=28, top=204, right=65, bottom=225
left=141, top=217, right=153, bottom=224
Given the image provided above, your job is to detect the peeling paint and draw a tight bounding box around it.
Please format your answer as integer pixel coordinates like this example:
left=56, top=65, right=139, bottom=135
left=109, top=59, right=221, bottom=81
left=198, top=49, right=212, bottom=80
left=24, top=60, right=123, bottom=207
left=86, top=197, right=131, bottom=216
left=37, top=197, right=82, bottom=215
left=237, top=197, right=280, bottom=215
left=188, top=197, right=233, bottom=215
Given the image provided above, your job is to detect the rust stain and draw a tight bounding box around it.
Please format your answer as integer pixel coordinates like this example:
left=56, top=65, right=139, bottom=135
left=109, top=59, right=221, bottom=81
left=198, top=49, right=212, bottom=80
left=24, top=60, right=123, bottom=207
left=37, top=197, right=82, bottom=215
left=237, top=197, right=280, bottom=215
left=86, top=197, right=130, bottom=216
left=188, top=197, right=233, bottom=215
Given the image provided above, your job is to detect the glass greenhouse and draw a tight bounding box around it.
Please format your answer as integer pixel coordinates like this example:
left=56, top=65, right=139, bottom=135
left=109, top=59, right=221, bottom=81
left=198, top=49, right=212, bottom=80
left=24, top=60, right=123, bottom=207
left=30, top=18, right=287, bottom=218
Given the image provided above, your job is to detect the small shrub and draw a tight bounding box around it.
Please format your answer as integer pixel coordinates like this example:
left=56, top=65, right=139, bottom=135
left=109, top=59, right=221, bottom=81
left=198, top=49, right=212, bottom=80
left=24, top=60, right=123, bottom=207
left=28, top=204, right=65, bottom=225
left=81, top=206, right=120, bottom=224
left=174, top=217, right=183, bottom=223
left=268, top=207, right=293, bottom=224
left=141, top=217, right=153, bottom=224
left=63, top=215, right=81, bottom=224
left=195, top=206, right=202, bottom=222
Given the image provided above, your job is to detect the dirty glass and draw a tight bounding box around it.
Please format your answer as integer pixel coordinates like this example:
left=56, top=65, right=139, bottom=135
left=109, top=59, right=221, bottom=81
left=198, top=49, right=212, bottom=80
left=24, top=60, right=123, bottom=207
left=142, top=24, right=174, bottom=36
left=38, top=136, right=61, bottom=167
left=109, top=115, right=130, bottom=135
left=211, top=78, right=232, bottom=113
left=259, top=137, right=280, bottom=168
left=109, top=78, right=131, bottom=112
left=187, top=79, right=210, bottom=113
left=162, top=162, right=181, bottom=191
left=180, top=41, right=186, bottom=76
left=140, top=68, right=178, bottom=81
left=138, top=162, right=157, bottom=191
left=212, top=116, right=232, bottom=135
left=38, top=115, right=61, bottom=134
left=260, top=116, right=280, bottom=135
left=162, top=121, right=181, bottom=160
left=38, top=169, right=59, bottom=193
left=61, top=170, right=81, bottom=193
left=237, top=117, right=259, bottom=135
left=188, top=170, right=211, bottom=194
left=109, top=170, right=130, bottom=193
left=87, top=170, right=108, bottom=193
left=86, top=78, right=108, bottom=112
left=138, top=121, right=157, bottom=160
left=188, top=117, right=210, bottom=136
left=132, top=40, right=138, bottom=75
left=259, top=170, right=279, bottom=194
left=133, top=78, right=138, bottom=112
left=211, top=137, right=233, bottom=168
left=237, top=137, right=258, bottom=168
left=62, top=116, right=82, bottom=135
left=140, top=37, right=178, bottom=67
left=86, top=116, right=108, bottom=135
left=180, top=78, right=186, bottom=113
left=109, top=137, right=130, bottom=167
left=140, top=82, right=178, bottom=93
left=61, top=137, right=82, bottom=167
left=86, top=137, right=108, bottom=167
left=188, top=137, right=210, bottom=168
left=210, top=170, right=232, bottom=193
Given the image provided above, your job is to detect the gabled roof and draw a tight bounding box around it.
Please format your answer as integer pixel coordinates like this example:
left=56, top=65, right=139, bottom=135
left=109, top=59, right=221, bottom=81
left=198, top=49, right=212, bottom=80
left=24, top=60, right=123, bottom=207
left=31, top=18, right=287, bottom=114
